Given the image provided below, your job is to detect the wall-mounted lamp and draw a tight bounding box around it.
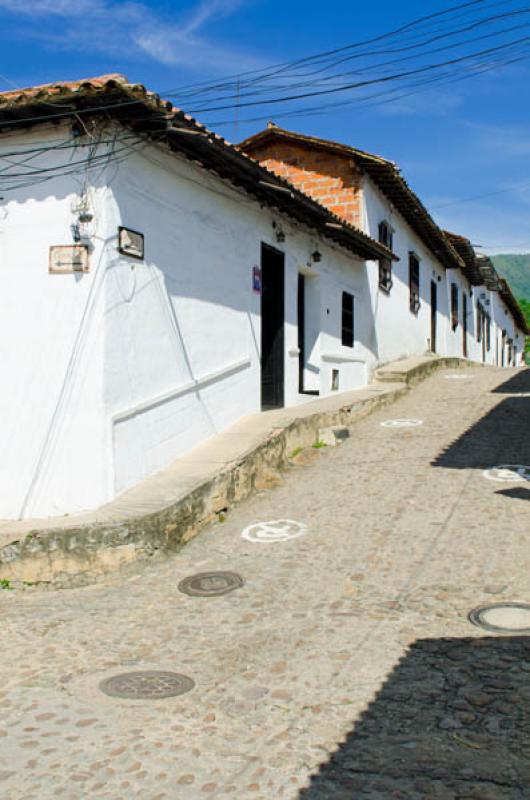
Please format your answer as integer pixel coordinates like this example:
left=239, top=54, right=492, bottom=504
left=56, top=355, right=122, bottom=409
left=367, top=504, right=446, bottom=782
left=311, top=249, right=322, bottom=263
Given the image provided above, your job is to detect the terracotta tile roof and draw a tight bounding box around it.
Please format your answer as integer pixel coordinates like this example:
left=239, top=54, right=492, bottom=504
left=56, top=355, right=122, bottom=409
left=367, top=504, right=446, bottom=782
left=239, top=124, right=465, bottom=272
left=443, top=230, right=484, bottom=286
left=0, top=74, right=129, bottom=103
left=444, top=233, right=528, bottom=333
left=0, top=74, right=394, bottom=264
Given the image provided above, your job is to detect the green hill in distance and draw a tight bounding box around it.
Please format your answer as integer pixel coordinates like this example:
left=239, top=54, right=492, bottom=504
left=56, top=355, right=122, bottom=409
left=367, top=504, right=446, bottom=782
left=490, top=253, right=530, bottom=300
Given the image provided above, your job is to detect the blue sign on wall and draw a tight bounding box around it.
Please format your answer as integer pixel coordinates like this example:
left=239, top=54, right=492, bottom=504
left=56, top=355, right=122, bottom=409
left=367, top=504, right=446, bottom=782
left=252, top=265, right=261, bottom=294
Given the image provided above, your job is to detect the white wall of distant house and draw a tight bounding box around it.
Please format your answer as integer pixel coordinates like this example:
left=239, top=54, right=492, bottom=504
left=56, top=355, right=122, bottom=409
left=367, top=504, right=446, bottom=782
left=361, top=176, right=448, bottom=364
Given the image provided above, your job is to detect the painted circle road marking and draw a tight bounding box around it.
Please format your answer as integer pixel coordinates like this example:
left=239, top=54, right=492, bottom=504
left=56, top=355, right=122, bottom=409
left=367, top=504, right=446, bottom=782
left=242, top=519, right=308, bottom=543
left=483, top=465, right=530, bottom=483
left=381, top=419, right=423, bottom=428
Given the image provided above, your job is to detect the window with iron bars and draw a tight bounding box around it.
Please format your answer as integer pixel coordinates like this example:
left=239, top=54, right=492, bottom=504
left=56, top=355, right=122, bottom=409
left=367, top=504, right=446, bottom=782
left=409, top=253, right=420, bottom=314
left=378, top=221, right=393, bottom=293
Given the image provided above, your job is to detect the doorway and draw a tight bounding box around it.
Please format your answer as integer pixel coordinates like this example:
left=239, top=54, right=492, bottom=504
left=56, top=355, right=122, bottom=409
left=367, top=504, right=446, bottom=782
left=430, top=281, right=437, bottom=353
left=297, top=272, right=320, bottom=396
left=261, top=244, right=285, bottom=409
left=462, top=293, right=468, bottom=357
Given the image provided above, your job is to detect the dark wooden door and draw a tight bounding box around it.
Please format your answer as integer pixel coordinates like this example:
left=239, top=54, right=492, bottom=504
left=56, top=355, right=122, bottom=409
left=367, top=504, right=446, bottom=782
left=297, top=273, right=305, bottom=394
left=261, top=244, right=285, bottom=409
left=430, top=281, right=437, bottom=353
left=462, top=293, right=468, bottom=357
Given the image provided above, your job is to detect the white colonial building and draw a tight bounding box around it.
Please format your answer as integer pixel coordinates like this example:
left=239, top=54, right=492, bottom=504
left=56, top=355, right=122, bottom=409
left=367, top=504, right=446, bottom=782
left=0, top=75, right=395, bottom=520
left=0, top=76, right=526, bottom=520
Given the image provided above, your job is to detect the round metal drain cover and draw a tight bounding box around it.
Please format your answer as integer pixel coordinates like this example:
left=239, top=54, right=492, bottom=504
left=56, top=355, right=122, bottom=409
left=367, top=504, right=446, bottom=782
left=178, top=571, right=244, bottom=597
left=99, top=671, right=195, bottom=699
left=468, top=603, right=530, bottom=634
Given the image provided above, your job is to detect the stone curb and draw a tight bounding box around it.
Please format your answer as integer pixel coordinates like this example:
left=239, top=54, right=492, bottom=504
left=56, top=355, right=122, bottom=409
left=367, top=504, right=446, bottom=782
left=375, top=356, right=483, bottom=386
left=0, top=357, right=473, bottom=586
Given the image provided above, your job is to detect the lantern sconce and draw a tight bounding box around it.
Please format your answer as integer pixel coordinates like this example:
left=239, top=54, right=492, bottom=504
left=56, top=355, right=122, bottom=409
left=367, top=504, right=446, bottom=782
left=311, top=249, right=322, bottom=263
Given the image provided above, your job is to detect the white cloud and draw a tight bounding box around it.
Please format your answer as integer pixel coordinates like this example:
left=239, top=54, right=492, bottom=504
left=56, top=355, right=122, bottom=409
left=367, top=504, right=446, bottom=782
left=0, top=0, right=263, bottom=75
left=464, top=121, right=530, bottom=158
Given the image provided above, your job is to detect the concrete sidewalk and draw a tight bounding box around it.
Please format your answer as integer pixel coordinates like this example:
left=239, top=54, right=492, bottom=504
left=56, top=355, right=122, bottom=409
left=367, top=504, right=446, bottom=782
left=0, top=355, right=477, bottom=584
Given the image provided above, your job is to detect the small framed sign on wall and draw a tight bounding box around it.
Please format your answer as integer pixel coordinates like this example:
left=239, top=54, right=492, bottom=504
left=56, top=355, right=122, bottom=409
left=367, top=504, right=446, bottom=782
left=118, top=226, right=144, bottom=260
left=49, top=245, right=89, bottom=274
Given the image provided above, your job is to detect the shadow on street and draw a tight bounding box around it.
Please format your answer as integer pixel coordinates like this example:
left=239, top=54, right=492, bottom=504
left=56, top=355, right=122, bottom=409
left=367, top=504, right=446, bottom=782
left=491, top=369, right=530, bottom=395
left=495, top=487, right=530, bottom=503
left=432, top=371, right=530, bottom=471
left=298, top=636, right=530, bottom=799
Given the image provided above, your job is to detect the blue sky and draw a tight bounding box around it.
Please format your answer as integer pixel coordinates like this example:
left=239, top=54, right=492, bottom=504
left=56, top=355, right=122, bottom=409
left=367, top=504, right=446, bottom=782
left=1, top=0, right=530, bottom=253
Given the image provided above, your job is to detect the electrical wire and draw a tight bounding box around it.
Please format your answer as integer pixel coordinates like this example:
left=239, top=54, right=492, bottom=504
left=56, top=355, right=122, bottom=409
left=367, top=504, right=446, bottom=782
left=177, top=6, right=530, bottom=104
left=168, top=0, right=503, bottom=97
left=190, top=33, right=530, bottom=114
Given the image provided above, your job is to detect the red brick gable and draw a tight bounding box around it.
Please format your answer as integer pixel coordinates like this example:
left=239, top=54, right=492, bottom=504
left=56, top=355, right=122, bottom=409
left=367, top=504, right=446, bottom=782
left=247, top=140, right=363, bottom=228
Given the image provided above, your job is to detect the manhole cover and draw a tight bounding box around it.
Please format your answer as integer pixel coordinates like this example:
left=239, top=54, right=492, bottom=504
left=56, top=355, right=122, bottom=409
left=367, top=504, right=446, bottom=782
left=483, top=465, right=530, bottom=483
left=468, top=603, right=530, bottom=634
left=99, top=671, right=195, bottom=699
left=381, top=418, right=423, bottom=428
left=178, top=571, right=244, bottom=597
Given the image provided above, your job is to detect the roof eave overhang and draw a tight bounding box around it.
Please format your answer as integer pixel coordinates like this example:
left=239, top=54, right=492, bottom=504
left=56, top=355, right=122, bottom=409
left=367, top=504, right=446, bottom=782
left=0, top=88, right=393, bottom=264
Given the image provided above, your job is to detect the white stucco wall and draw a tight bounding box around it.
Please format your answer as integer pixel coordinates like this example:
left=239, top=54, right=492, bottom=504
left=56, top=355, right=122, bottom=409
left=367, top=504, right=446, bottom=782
left=108, top=142, right=375, bottom=497
left=0, top=125, right=110, bottom=519
left=0, top=126, right=376, bottom=518
left=361, top=176, right=447, bottom=365
left=444, top=268, right=477, bottom=360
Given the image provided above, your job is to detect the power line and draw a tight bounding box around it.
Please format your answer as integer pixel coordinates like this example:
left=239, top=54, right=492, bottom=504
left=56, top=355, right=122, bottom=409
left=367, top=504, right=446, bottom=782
left=430, top=179, right=530, bottom=209
left=205, top=47, right=528, bottom=127
left=178, top=5, right=530, bottom=104
left=168, top=0, right=499, bottom=97
left=191, top=33, right=530, bottom=113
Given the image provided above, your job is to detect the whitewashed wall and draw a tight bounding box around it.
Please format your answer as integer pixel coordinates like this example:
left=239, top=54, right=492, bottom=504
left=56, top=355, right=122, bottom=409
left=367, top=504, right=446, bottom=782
left=444, top=268, right=476, bottom=360
left=0, top=126, right=375, bottom=518
left=0, top=125, right=109, bottom=519
left=109, top=142, right=374, bottom=497
left=361, top=176, right=447, bottom=364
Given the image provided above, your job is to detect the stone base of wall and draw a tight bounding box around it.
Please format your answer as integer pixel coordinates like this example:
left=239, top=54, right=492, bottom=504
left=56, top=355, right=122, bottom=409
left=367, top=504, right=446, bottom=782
left=0, top=357, right=478, bottom=587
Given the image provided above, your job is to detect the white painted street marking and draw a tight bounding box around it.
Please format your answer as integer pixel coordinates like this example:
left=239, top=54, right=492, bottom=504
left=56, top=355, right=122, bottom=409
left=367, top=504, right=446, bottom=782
left=241, top=519, right=308, bottom=543
left=381, top=419, right=424, bottom=428
left=483, top=465, right=530, bottom=483
left=445, top=374, right=474, bottom=380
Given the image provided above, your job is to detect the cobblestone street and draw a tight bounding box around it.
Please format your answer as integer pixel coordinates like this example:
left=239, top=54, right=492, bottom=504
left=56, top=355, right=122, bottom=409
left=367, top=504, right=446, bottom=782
left=1, top=366, right=530, bottom=799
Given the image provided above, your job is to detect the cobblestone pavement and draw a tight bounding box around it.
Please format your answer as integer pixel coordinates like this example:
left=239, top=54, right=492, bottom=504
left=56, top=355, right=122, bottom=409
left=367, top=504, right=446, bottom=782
left=1, top=366, right=530, bottom=800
